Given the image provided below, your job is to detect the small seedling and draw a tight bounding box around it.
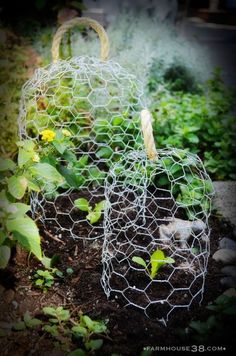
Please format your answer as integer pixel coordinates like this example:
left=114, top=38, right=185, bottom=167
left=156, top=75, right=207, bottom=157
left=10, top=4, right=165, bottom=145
left=13, top=311, right=42, bottom=331
left=74, top=198, right=106, bottom=224
left=33, top=268, right=63, bottom=292
left=42, top=306, right=108, bottom=353
left=71, top=313, right=108, bottom=352
left=132, top=249, right=175, bottom=279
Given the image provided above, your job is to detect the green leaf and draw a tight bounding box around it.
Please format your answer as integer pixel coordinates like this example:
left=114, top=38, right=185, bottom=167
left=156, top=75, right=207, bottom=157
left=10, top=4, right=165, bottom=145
left=85, top=339, right=103, bottom=351
left=43, top=324, right=59, bottom=337
left=68, top=349, right=86, bottom=356
left=94, top=200, right=106, bottom=212
left=165, top=257, right=175, bottom=264
left=72, top=324, right=88, bottom=337
left=132, top=256, right=147, bottom=269
left=74, top=198, right=90, bottom=212
left=6, top=216, right=42, bottom=260
left=41, top=255, right=52, bottom=269
left=53, top=141, right=67, bottom=155
left=13, top=321, right=26, bottom=331
left=112, top=116, right=124, bottom=126
left=86, top=211, right=101, bottom=224
left=76, top=155, right=89, bottom=168
left=27, top=180, right=40, bottom=192
left=0, top=158, right=16, bottom=172
left=186, top=133, right=199, bottom=144
left=8, top=176, right=28, bottom=199
left=0, top=245, right=11, bottom=268
left=30, top=163, right=64, bottom=183
left=18, top=148, right=34, bottom=168
left=57, top=165, right=80, bottom=188
left=23, top=311, right=42, bottom=328
left=11, top=203, right=31, bottom=216
left=96, top=147, right=113, bottom=159
left=150, top=250, right=165, bottom=279
left=82, top=315, right=94, bottom=330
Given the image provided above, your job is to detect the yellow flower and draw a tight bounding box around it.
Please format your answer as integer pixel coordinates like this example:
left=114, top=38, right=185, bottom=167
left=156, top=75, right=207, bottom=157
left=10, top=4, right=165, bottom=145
left=41, top=129, right=56, bottom=142
left=32, top=153, right=40, bottom=162
left=62, top=129, right=72, bottom=137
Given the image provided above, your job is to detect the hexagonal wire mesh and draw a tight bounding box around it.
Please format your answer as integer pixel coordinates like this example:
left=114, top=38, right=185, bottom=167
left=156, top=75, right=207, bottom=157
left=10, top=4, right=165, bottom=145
left=18, top=18, right=144, bottom=240
left=101, top=110, right=214, bottom=325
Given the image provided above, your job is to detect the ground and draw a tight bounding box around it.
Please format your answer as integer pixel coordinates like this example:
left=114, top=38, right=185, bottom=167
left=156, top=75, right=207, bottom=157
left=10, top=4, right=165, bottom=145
left=0, top=213, right=235, bottom=356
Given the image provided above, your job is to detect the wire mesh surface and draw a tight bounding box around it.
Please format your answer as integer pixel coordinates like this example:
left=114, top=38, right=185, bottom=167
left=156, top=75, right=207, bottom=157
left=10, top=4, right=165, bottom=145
left=101, top=148, right=214, bottom=324
left=18, top=56, right=144, bottom=239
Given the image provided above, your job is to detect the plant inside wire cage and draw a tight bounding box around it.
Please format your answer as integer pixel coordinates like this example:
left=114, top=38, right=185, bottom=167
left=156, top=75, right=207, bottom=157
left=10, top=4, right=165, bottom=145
left=101, top=110, right=214, bottom=324
left=18, top=17, right=144, bottom=240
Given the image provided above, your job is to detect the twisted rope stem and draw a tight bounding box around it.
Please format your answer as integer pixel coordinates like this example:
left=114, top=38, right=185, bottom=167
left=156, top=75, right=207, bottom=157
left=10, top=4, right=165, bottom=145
left=51, top=17, right=110, bottom=62
left=141, top=109, right=158, bottom=161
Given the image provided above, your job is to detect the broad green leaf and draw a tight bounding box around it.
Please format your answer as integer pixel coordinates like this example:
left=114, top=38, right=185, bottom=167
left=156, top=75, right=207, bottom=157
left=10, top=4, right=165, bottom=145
left=96, top=147, right=113, bottom=159
left=11, top=203, right=31, bottom=216
left=27, top=180, right=40, bottom=192
left=6, top=216, right=42, bottom=260
left=132, top=256, right=147, bottom=269
left=53, top=141, right=67, bottom=155
left=82, top=315, right=94, bottom=330
left=17, top=140, right=35, bottom=151
left=74, top=198, right=90, bottom=212
left=0, top=245, right=11, bottom=268
left=86, top=211, right=101, bottom=224
left=30, top=163, right=64, bottom=183
left=18, top=148, right=34, bottom=168
left=57, top=165, right=80, bottom=188
left=0, top=158, right=15, bottom=172
left=8, top=176, right=28, bottom=199
left=63, top=150, right=77, bottom=163
left=94, top=200, right=106, bottom=212
left=150, top=250, right=165, bottom=279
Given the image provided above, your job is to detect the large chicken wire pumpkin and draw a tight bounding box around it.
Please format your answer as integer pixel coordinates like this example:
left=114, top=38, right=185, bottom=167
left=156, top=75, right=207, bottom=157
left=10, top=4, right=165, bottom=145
left=101, top=110, right=214, bottom=324
left=18, top=17, right=144, bottom=240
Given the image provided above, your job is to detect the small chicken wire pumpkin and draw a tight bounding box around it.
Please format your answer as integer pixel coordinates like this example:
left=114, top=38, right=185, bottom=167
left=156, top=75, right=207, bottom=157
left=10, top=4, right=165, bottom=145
left=101, top=110, right=214, bottom=324
left=18, top=17, right=144, bottom=240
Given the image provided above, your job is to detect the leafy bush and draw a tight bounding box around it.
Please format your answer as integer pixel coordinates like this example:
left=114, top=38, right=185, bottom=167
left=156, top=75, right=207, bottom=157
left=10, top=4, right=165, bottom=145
left=148, top=60, right=200, bottom=94
left=150, top=69, right=236, bottom=180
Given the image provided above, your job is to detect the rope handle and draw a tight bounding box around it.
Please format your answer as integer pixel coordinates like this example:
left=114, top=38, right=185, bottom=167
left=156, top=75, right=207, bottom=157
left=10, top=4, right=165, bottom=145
left=141, top=109, right=158, bottom=161
left=51, top=17, right=110, bottom=62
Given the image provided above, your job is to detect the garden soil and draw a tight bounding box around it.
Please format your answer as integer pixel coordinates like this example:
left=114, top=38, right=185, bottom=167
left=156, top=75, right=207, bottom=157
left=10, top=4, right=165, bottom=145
left=0, top=197, right=235, bottom=355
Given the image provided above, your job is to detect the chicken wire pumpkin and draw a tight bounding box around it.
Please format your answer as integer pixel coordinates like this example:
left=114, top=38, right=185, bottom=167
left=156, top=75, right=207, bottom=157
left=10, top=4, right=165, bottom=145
left=18, top=17, right=144, bottom=240
left=101, top=110, right=214, bottom=324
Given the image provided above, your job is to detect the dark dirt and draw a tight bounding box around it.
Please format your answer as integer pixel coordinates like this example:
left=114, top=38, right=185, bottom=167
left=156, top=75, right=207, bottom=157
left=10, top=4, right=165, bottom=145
left=0, top=190, right=236, bottom=355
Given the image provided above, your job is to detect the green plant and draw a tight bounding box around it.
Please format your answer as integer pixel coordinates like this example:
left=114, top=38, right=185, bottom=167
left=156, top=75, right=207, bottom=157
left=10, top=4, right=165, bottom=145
left=0, top=156, right=42, bottom=268
left=12, top=311, right=42, bottom=331
left=74, top=198, right=106, bottom=224
left=179, top=293, right=236, bottom=344
left=132, top=249, right=175, bottom=279
left=150, top=69, right=236, bottom=180
left=71, top=313, right=108, bottom=353
left=42, top=306, right=108, bottom=353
